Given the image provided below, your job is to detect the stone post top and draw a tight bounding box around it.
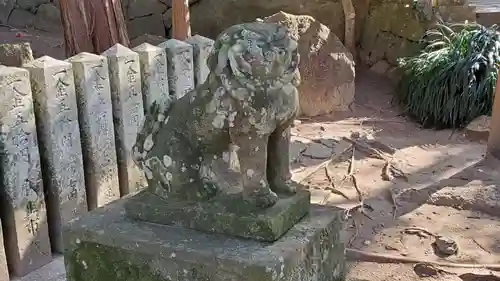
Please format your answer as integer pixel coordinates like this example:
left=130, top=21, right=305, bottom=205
left=0, top=65, right=28, bottom=75
left=101, top=43, right=137, bottom=57
left=186, top=34, right=214, bottom=43
left=23, top=55, right=71, bottom=68
left=67, top=52, right=106, bottom=62
left=158, top=39, right=192, bottom=49
left=132, top=43, right=164, bottom=52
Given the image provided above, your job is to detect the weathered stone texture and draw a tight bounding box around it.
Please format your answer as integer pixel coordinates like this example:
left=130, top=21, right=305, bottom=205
left=102, top=44, right=146, bottom=196
left=185, top=35, right=213, bottom=86
left=359, top=0, right=476, bottom=75
left=64, top=199, right=346, bottom=281
left=130, top=34, right=167, bottom=48
left=125, top=189, right=310, bottom=241
left=263, top=12, right=355, bottom=117
left=16, top=0, right=50, bottom=12
left=127, top=13, right=166, bottom=39
left=465, top=115, right=491, bottom=142
left=133, top=22, right=300, bottom=209
left=0, top=0, right=15, bottom=24
left=7, top=8, right=36, bottom=27
left=33, top=3, right=63, bottom=33
left=0, top=65, right=52, bottom=277
left=0, top=223, right=8, bottom=281
left=67, top=52, right=121, bottom=210
left=24, top=56, right=87, bottom=254
left=132, top=43, right=169, bottom=112
left=158, top=39, right=194, bottom=99
left=127, top=0, right=167, bottom=19
left=0, top=43, right=34, bottom=67
left=189, top=0, right=345, bottom=43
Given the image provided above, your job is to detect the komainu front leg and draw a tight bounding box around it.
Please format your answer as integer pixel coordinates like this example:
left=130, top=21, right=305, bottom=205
left=230, top=130, right=278, bottom=208
left=267, top=126, right=297, bottom=194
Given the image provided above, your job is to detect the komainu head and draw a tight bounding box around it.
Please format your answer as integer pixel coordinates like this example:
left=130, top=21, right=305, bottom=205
left=206, top=22, right=300, bottom=91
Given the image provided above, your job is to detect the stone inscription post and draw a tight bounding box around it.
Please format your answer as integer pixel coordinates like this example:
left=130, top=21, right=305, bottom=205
left=132, top=43, right=169, bottom=112
left=0, top=66, right=52, bottom=277
left=158, top=39, right=194, bottom=99
left=102, top=44, right=146, bottom=196
left=68, top=52, right=121, bottom=210
left=24, top=56, right=87, bottom=254
left=185, top=35, right=213, bottom=87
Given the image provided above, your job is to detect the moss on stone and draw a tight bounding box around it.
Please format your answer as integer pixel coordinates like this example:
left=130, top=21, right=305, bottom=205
left=124, top=186, right=311, bottom=242
left=65, top=241, right=166, bottom=281
left=63, top=199, right=346, bottom=281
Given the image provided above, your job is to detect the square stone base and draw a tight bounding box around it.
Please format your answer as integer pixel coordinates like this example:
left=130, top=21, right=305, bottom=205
left=125, top=189, right=311, bottom=242
left=63, top=198, right=346, bottom=281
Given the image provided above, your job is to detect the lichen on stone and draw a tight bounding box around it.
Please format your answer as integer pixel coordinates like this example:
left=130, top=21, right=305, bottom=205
left=132, top=21, right=302, bottom=209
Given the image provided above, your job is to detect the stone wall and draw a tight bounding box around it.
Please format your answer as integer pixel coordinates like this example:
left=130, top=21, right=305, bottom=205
left=0, top=35, right=213, bottom=279
left=0, top=0, right=201, bottom=40
left=358, top=0, right=476, bottom=71
left=2, top=0, right=476, bottom=74
left=122, top=0, right=200, bottom=40
left=0, top=0, right=62, bottom=33
left=187, top=0, right=476, bottom=73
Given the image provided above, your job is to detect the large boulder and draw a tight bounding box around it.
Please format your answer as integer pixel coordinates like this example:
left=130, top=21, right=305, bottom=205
left=263, top=12, right=355, bottom=117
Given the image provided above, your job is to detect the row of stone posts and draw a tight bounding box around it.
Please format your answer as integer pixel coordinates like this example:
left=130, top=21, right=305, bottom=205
left=0, top=35, right=214, bottom=280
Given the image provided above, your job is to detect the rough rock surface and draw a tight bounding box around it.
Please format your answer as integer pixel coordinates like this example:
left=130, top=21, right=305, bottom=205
left=63, top=199, right=346, bottom=281
left=189, top=0, right=345, bottom=43
left=130, top=34, right=167, bottom=48
left=263, top=12, right=355, bottom=117
left=0, top=0, right=16, bottom=24
left=33, top=3, right=62, bottom=33
left=0, top=42, right=34, bottom=66
left=133, top=22, right=302, bottom=209
left=465, top=115, right=490, bottom=142
left=359, top=0, right=476, bottom=70
left=125, top=188, right=310, bottom=241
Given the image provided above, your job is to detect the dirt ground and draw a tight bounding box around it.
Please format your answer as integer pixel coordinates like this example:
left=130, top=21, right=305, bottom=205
left=291, top=70, right=500, bottom=280
left=3, top=26, right=500, bottom=281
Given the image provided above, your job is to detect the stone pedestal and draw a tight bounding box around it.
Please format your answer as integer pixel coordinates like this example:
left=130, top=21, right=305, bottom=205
left=125, top=190, right=311, bottom=242
left=63, top=195, right=346, bottom=281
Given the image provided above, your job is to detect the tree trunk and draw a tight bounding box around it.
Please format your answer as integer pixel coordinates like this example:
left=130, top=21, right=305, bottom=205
left=172, top=0, right=191, bottom=40
left=342, top=0, right=356, bottom=58
left=59, top=0, right=130, bottom=57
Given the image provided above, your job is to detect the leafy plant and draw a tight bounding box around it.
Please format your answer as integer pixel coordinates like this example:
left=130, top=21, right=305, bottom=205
left=395, top=22, right=499, bottom=129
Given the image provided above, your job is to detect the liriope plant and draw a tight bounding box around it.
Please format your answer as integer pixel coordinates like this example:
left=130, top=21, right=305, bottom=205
left=395, top=22, right=499, bottom=129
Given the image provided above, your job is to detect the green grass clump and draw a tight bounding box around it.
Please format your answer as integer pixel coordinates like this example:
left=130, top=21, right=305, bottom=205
left=396, top=22, right=499, bottom=129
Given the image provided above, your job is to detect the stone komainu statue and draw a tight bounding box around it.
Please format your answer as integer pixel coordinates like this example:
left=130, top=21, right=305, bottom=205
left=132, top=21, right=301, bottom=208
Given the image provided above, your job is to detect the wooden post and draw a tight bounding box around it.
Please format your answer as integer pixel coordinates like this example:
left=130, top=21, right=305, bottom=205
left=487, top=70, right=500, bottom=159
left=342, top=0, right=356, bottom=58
left=172, top=0, right=191, bottom=40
